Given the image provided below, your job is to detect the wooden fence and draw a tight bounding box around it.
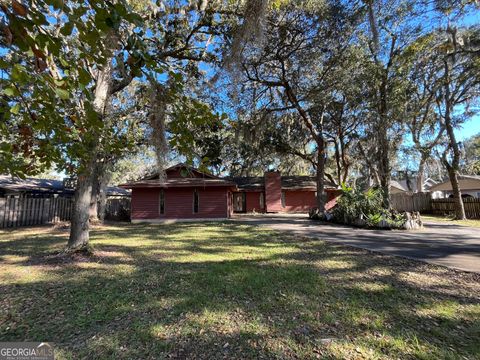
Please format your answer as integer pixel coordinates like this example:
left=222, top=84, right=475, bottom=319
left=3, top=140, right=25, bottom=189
left=391, top=192, right=432, bottom=213
left=432, top=198, right=480, bottom=218
left=104, top=197, right=131, bottom=221
left=0, top=195, right=131, bottom=228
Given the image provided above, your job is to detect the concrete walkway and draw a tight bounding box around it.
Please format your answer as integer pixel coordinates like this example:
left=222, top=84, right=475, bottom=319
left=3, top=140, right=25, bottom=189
left=232, top=214, right=480, bottom=273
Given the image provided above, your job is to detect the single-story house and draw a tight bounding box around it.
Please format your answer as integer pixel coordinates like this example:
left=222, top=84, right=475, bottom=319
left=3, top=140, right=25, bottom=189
left=121, top=163, right=340, bottom=222
left=390, top=180, right=408, bottom=194
left=429, top=175, right=480, bottom=198
left=0, top=175, right=130, bottom=197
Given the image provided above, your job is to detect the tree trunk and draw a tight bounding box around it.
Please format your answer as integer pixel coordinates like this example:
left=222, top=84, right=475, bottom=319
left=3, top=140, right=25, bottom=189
left=67, top=57, right=113, bottom=250
left=316, top=139, right=326, bottom=212
left=89, top=163, right=101, bottom=222
left=68, top=169, right=95, bottom=250
left=417, top=154, right=427, bottom=192
left=442, top=59, right=466, bottom=220
left=98, top=170, right=111, bottom=221
left=377, top=123, right=391, bottom=208
left=446, top=166, right=466, bottom=220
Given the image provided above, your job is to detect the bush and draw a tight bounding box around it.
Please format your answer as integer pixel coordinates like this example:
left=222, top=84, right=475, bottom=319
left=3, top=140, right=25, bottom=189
left=331, top=184, right=414, bottom=229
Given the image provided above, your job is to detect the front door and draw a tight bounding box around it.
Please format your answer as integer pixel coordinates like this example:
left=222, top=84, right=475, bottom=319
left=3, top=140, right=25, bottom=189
left=233, top=193, right=246, bottom=213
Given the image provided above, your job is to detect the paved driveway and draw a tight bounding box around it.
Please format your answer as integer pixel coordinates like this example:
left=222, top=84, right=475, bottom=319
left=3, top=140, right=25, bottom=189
left=232, top=214, right=480, bottom=273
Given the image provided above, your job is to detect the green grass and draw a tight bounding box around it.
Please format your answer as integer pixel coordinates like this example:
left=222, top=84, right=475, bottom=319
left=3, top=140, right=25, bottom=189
left=422, top=214, right=480, bottom=228
left=1, top=223, right=479, bottom=359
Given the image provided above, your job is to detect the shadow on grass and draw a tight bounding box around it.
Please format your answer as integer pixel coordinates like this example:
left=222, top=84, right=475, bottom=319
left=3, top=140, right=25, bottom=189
left=0, top=222, right=479, bottom=359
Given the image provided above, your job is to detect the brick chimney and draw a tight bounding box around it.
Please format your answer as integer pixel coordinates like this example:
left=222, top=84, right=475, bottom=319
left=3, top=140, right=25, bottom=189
left=264, top=171, right=282, bottom=212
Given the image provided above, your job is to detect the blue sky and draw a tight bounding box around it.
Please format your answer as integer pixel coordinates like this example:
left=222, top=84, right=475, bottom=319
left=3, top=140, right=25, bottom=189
left=456, top=115, right=480, bottom=141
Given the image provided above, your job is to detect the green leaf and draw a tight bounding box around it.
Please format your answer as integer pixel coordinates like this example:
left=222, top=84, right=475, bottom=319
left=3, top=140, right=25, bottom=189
left=11, top=64, right=28, bottom=83
left=55, top=88, right=70, bottom=100
left=10, top=103, right=20, bottom=115
left=60, top=22, right=74, bottom=36
left=78, top=68, right=91, bottom=86
left=3, top=87, right=18, bottom=96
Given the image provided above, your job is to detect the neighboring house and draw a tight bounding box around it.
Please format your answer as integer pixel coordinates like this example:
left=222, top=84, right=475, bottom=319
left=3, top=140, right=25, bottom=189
left=0, top=175, right=130, bottom=197
left=428, top=175, right=480, bottom=198
left=121, top=163, right=340, bottom=222
left=390, top=180, right=408, bottom=194
left=391, top=177, right=439, bottom=194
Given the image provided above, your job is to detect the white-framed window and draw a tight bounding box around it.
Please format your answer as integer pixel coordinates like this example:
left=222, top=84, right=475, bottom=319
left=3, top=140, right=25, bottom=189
left=259, top=192, right=265, bottom=209
left=281, top=192, right=286, bottom=208
left=193, top=189, right=199, bottom=213
left=159, top=189, right=165, bottom=215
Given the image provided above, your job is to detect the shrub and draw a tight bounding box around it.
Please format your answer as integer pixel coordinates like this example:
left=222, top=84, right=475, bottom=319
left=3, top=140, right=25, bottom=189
left=332, top=184, right=411, bottom=229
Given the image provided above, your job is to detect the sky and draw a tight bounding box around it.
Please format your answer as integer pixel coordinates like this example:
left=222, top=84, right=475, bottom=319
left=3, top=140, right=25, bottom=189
left=456, top=115, right=480, bottom=141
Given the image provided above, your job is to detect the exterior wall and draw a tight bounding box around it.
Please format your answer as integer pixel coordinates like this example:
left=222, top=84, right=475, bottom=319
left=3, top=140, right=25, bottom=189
left=443, top=189, right=480, bottom=198
left=131, top=188, right=159, bottom=219
left=325, top=189, right=342, bottom=210
left=283, top=190, right=316, bottom=212
left=131, top=187, right=230, bottom=220
left=245, top=191, right=264, bottom=212
left=265, top=172, right=282, bottom=212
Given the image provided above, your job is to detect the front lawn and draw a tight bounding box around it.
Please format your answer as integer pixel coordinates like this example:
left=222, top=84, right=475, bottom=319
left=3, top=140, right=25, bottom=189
left=422, top=214, right=480, bottom=228
left=1, top=223, right=479, bottom=359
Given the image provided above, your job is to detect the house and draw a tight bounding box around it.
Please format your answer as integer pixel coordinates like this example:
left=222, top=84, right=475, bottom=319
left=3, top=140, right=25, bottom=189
left=230, top=173, right=339, bottom=213
left=121, top=163, right=340, bottom=222
left=390, top=180, right=408, bottom=194
left=390, top=177, right=439, bottom=194
left=0, top=175, right=130, bottom=197
left=428, top=175, right=480, bottom=198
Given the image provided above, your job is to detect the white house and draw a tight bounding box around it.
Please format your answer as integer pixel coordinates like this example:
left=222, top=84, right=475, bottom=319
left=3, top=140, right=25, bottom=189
left=428, top=175, right=480, bottom=198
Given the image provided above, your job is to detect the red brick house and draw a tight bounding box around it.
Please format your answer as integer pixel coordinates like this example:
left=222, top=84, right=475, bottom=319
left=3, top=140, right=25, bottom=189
left=121, top=164, right=339, bottom=222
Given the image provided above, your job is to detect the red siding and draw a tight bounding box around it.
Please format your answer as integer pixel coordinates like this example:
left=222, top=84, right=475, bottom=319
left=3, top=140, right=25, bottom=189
left=325, top=189, right=342, bottom=211
left=245, top=191, right=264, bottom=212
left=283, top=190, right=317, bottom=212
left=131, top=187, right=230, bottom=220
left=265, top=172, right=282, bottom=212
left=131, top=188, right=160, bottom=219
left=282, top=189, right=340, bottom=212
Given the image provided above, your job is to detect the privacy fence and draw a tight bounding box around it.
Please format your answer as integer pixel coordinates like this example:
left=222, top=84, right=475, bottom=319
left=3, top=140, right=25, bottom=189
left=390, top=192, right=432, bottom=213
left=431, top=197, right=480, bottom=218
left=0, top=195, right=131, bottom=229
left=391, top=192, right=480, bottom=218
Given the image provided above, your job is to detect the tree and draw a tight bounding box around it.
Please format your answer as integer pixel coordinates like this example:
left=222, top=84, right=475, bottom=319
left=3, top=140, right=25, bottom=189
left=461, top=133, right=480, bottom=175
left=1, top=1, right=149, bottom=250
left=433, top=26, right=480, bottom=219
left=359, top=0, right=431, bottom=207
left=239, top=1, right=360, bottom=212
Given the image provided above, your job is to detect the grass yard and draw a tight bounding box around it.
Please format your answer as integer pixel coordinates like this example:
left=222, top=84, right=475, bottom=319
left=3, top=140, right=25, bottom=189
left=422, top=214, right=480, bottom=228
left=0, top=223, right=479, bottom=359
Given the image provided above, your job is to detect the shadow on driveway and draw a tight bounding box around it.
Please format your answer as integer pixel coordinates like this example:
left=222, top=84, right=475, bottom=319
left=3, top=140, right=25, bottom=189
left=231, top=214, right=480, bottom=273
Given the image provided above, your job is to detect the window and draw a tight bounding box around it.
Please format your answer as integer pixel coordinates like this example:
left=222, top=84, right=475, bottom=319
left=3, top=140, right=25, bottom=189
left=159, top=189, right=165, bottom=214
left=193, top=189, right=199, bottom=213
left=259, top=192, right=264, bottom=209
left=281, top=191, right=286, bottom=208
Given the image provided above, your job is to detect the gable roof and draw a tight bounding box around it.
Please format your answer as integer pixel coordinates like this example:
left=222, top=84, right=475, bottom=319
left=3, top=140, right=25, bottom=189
left=429, top=175, right=480, bottom=192
left=143, top=163, right=219, bottom=180
left=121, top=164, right=236, bottom=189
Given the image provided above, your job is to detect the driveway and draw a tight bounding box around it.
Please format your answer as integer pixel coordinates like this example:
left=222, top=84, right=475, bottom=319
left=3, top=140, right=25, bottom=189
left=232, top=214, right=480, bottom=273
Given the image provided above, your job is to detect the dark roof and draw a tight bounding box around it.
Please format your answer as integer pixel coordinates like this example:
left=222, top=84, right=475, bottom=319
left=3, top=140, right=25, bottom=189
left=230, top=177, right=264, bottom=190
left=143, top=163, right=219, bottom=180
left=121, top=178, right=236, bottom=189
left=229, top=175, right=336, bottom=191
left=282, top=176, right=336, bottom=190
left=0, top=175, right=130, bottom=196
